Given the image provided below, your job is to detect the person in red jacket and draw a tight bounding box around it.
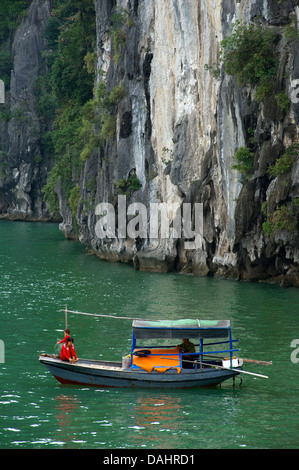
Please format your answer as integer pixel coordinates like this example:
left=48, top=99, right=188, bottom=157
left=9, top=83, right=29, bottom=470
left=57, top=328, right=71, bottom=345
left=70, top=338, right=78, bottom=362
left=60, top=337, right=78, bottom=363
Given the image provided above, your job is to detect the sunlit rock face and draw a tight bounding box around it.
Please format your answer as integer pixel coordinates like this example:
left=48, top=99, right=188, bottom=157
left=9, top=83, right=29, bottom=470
left=74, top=0, right=298, bottom=286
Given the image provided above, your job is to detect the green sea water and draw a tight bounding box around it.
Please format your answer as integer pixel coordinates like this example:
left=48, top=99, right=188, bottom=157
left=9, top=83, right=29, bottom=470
left=0, top=220, right=298, bottom=449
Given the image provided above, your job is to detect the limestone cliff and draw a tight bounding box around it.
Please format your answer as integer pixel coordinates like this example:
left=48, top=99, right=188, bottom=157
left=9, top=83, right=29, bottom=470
left=77, top=0, right=299, bottom=287
left=0, top=0, right=52, bottom=220
left=1, top=0, right=299, bottom=287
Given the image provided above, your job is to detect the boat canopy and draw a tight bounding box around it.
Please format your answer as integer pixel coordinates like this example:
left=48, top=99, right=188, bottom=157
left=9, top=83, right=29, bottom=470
left=132, top=319, right=231, bottom=340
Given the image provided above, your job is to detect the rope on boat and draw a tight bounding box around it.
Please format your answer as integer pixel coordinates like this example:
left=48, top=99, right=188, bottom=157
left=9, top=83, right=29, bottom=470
left=60, top=307, right=152, bottom=322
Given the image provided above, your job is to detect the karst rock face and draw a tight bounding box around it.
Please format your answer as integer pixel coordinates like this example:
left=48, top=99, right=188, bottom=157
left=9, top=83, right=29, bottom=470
left=1, top=0, right=299, bottom=286
left=0, top=0, right=52, bottom=221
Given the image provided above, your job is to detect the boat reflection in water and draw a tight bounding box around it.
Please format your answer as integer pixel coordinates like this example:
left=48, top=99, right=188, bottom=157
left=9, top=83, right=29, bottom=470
left=128, top=393, right=183, bottom=448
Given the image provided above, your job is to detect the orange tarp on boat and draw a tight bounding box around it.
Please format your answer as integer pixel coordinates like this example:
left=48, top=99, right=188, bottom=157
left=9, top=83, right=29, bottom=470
left=132, top=348, right=181, bottom=373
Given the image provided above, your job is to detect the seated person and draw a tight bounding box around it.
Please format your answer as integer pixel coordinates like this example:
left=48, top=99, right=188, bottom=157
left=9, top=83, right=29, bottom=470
left=177, top=338, right=196, bottom=353
left=56, top=328, right=71, bottom=345
left=60, top=337, right=78, bottom=363
left=177, top=338, right=196, bottom=369
left=69, top=337, right=78, bottom=363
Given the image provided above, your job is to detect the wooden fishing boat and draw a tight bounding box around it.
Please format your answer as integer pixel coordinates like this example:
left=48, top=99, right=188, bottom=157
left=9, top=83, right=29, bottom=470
left=39, top=316, right=269, bottom=389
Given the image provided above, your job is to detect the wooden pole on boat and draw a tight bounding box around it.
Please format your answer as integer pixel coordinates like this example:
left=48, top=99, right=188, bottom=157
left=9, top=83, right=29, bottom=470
left=200, top=362, right=269, bottom=379
left=160, top=357, right=269, bottom=379
left=202, top=354, right=272, bottom=366
left=65, top=304, right=68, bottom=329
left=239, top=358, right=272, bottom=366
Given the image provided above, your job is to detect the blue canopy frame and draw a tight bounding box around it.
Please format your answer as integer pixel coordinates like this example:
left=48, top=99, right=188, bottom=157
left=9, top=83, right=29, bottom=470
left=130, top=319, right=239, bottom=368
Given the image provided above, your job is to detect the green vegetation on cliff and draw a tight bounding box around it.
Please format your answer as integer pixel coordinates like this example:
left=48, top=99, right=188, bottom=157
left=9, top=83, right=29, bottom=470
left=232, top=146, right=255, bottom=180
left=262, top=203, right=298, bottom=236
left=40, top=0, right=96, bottom=219
left=40, top=1, right=128, bottom=221
left=268, top=144, right=299, bottom=178
left=116, top=174, right=142, bottom=195
left=0, top=0, right=32, bottom=42
left=220, top=21, right=278, bottom=103
left=0, top=0, right=32, bottom=86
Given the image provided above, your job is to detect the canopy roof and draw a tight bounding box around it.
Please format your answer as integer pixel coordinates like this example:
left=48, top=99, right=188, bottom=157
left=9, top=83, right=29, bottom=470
left=132, top=319, right=231, bottom=340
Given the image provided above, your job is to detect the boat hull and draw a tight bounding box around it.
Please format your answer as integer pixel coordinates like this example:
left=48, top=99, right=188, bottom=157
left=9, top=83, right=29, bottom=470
left=39, top=355, right=241, bottom=389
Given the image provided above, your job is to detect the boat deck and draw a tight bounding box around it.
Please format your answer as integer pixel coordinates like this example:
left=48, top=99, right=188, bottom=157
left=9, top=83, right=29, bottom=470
left=40, top=354, right=224, bottom=372
left=41, top=354, right=123, bottom=370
